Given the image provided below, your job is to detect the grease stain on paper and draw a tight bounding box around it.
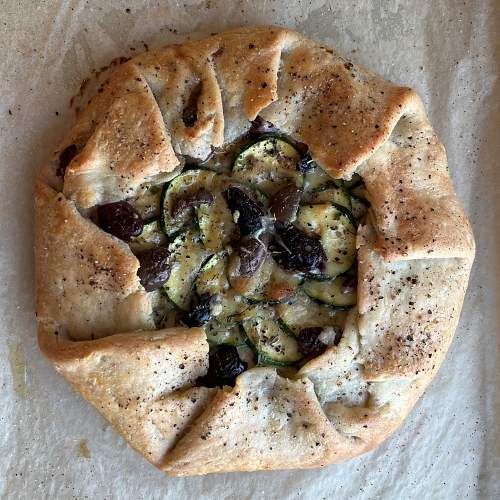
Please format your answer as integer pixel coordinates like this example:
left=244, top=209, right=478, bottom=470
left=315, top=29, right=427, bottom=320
left=78, top=439, right=91, bottom=459
left=7, top=340, right=28, bottom=398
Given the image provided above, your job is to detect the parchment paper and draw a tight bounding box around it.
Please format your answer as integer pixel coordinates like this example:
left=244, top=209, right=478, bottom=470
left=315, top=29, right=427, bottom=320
left=0, top=1, right=498, bottom=498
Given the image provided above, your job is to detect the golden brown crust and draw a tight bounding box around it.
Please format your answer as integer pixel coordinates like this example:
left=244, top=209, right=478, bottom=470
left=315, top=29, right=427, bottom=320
left=163, top=368, right=352, bottom=475
left=38, top=323, right=210, bottom=466
left=34, top=26, right=475, bottom=475
left=357, top=231, right=472, bottom=380
left=260, top=36, right=416, bottom=179
left=323, top=376, right=427, bottom=454
left=358, top=95, right=475, bottom=261
left=62, top=63, right=180, bottom=209
left=34, top=180, right=153, bottom=340
left=207, top=27, right=289, bottom=122
left=133, top=46, right=224, bottom=159
left=148, top=386, right=217, bottom=461
left=134, top=26, right=291, bottom=149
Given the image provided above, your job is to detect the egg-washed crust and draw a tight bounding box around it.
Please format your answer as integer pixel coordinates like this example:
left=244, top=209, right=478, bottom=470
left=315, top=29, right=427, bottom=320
left=34, top=180, right=154, bottom=340
left=38, top=323, right=212, bottom=465
left=34, top=26, right=475, bottom=475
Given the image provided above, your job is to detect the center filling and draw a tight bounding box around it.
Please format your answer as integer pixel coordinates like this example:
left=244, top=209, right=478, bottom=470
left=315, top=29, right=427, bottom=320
left=96, top=127, right=369, bottom=387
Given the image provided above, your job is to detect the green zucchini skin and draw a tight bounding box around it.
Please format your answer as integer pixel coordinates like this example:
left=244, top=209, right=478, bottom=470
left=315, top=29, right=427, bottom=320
left=232, top=137, right=303, bottom=196
left=240, top=305, right=303, bottom=365
left=163, top=230, right=213, bottom=311
left=346, top=176, right=370, bottom=222
left=195, top=253, right=230, bottom=296
left=161, top=169, right=216, bottom=236
left=303, top=274, right=356, bottom=308
left=331, top=202, right=359, bottom=229
left=296, top=203, right=356, bottom=279
left=302, top=184, right=351, bottom=210
left=204, top=321, right=247, bottom=346
left=275, top=292, right=348, bottom=335
left=122, top=133, right=361, bottom=371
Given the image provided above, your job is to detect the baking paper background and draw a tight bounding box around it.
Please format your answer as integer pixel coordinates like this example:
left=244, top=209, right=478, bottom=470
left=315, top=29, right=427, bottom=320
left=0, top=0, right=498, bottom=498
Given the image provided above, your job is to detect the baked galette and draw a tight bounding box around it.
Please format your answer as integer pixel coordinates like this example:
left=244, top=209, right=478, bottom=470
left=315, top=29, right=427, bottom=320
left=34, top=26, right=475, bottom=475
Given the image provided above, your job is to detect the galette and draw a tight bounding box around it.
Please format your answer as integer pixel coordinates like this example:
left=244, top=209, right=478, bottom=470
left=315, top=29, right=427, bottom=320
left=34, top=26, right=475, bottom=475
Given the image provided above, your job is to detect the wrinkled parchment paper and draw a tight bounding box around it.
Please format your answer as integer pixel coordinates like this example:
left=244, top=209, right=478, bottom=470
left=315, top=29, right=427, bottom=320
left=1, top=0, right=498, bottom=498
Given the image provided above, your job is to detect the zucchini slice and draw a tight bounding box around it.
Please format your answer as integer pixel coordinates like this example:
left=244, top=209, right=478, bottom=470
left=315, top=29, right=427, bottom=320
left=275, top=291, right=347, bottom=334
left=161, top=169, right=216, bottom=236
left=296, top=203, right=356, bottom=278
left=303, top=275, right=356, bottom=308
left=347, top=180, right=369, bottom=221
left=302, top=184, right=352, bottom=209
left=240, top=305, right=303, bottom=365
left=212, top=290, right=249, bottom=319
left=164, top=230, right=212, bottom=310
left=129, top=218, right=166, bottom=253
left=195, top=253, right=229, bottom=296
left=232, top=137, right=303, bottom=196
left=264, top=263, right=303, bottom=302
left=303, top=165, right=342, bottom=192
left=204, top=321, right=247, bottom=346
left=195, top=253, right=248, bottom=319
left=197, top=193, right=235, bottom=250
left=149, top=289, right=182, bottom=329
left=127, top=184, right=163, bottom=220
left=228, top=251, right=274, bottom=297
left=197, top=175, right=235, bottom=250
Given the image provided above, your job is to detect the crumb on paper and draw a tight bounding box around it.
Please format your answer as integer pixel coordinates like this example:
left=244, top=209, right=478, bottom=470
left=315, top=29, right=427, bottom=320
left=78, top=439, right=91, bottom=459
left=7, top=340, right=28, bottom=398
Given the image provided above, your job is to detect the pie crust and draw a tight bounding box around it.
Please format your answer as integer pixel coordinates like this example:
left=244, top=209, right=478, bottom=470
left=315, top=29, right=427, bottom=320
left=34, top=26, right=475, bottom=475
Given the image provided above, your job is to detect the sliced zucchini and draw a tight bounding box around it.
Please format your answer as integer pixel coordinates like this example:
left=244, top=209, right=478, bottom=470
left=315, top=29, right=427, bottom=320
left=129, top=218, right=167, bottom=253
left=240, top=305, right=303, bottom=365
left=161, top=169, right=216, bottom=236
left=195, top=253, right=229, bottom=296
left=302, top=184, right=351, bottom=209
left=296, top=203, right=356, bottom=278
left=149, top=289, right=182, bottom=329
left=303, top=165, right=342, bottom=192
left=195, top=253, right=248, bottom=319
left=164, top=230, right=212, bottom=310
left=331, top=202, right=358, bottom=229
left=127, top=184, right=163, bottom=220
left=228, top=252, right=274, bottom=297
left=204, top=321, right=247, bottom=346
left=232, top=137, right=303, bottom=196
left=303, top=275, right=356, bottom=308
left=197, top=175, right=235, bottom=250
left=275, top=291, right=347, bottom=334
left=211, top=290, right=249, bottom=319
